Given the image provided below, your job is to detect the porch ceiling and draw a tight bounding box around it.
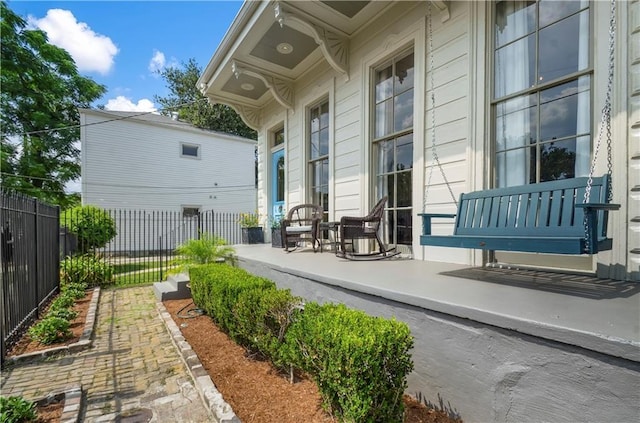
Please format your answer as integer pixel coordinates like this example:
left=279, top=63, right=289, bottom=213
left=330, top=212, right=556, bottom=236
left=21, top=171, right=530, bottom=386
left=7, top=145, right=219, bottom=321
left=198, top=0, right=400, bottom=128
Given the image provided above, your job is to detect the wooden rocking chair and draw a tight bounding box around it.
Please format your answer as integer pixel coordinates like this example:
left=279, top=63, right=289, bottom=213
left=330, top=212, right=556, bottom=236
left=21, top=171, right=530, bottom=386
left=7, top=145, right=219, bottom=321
left=338, top=196, right=400, bottom=260
left=282, top=204, right=324, bottom=252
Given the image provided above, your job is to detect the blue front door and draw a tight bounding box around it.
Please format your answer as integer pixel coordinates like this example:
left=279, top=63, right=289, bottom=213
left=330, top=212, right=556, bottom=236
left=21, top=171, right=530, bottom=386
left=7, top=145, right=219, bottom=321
left=271, top=149, right=285, bottom=219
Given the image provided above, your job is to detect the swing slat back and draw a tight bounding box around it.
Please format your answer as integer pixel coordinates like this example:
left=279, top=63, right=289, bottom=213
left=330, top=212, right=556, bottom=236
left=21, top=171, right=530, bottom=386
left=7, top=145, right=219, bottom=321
left=419, top=175, right=619, bottom=254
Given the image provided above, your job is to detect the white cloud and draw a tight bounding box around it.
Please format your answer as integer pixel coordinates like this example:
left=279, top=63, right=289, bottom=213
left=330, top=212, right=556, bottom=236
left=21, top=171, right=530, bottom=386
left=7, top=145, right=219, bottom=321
left=28, top=9, right=118, bottom=75
left=148, top=50, right=166, bottom=74
left=104, top=96, right=157, bottom=112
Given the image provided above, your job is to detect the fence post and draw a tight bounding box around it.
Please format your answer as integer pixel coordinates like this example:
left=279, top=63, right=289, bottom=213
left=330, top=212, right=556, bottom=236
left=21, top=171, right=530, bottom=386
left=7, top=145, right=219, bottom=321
left=33, top=198, right=39, bottom=318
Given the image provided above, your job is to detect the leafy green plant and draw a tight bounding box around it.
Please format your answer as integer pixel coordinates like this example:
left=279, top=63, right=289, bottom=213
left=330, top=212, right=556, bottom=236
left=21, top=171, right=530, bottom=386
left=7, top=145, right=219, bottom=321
left=28, top=316, right=72, bottom=344
left=61, top=205, right=117, bottom=253
left=237, top=211, right=261, bottom=228
left=60, top=255, right=114, bottom=287
left=49, top=291, right=75, bottom=311
left=284, top=302, right=414, bottom=422
left=173, top=233, right=236, bottom=270
left=268, top=215, right=283, bottom=229
left=47, top=307, right=78, bottom=321
left=233, top=287, right=302, bottom=366
left=0, top=395, right=37, bottom=423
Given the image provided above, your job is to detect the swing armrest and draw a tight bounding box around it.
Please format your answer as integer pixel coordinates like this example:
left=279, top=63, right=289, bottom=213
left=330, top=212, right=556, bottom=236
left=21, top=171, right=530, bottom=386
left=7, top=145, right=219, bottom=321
left=575, top=203, right=621, bottom=211
left=418, top=213, right=457, bottom=236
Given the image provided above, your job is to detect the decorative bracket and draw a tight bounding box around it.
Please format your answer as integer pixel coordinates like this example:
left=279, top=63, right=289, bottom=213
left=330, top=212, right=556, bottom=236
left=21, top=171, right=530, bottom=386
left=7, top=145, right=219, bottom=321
left=205, top=96, right=262, bottom=130
left=274, top=3, right=349, bottom=81
left=232, top=60, right=294, bottom=110
left=431, top=0, right=450, bottom=23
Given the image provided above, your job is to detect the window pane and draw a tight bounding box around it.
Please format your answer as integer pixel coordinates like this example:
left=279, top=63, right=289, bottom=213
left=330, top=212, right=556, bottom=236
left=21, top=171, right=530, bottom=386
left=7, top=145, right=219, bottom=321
left=396, top=134, right=413, bottom=171
left=495, top=0, right=536, bottom=48
left=321, top=159, right=329, bottom=186
left=377, top=140, right=394, bottom=174
left=319, top=128, right=329, bottom=157
left=538, top=11, right=589, bottom=83
left=496, top=147, right=535, bottom=187
left=495, top=94, right=537, bottom=151
left=494, top=35, right=536, bottom=98
left=274, top=129, right=285, bottom=146
left=540, top=138, right=577, bottom=181
left=396, top=209, right=413, bottom=245
left=277, top=156, right=285, bottom=201
left=320, top=102, right=329, bottom=129
left=397, top=171, right=412, bottom=207
left=539, top=0, right=587, bottom=27
left=182, top=144, right=199, bottom=157
left=394, top=89, right=414, bottom=132
left=375, top=99, right=393, bottom=138
left=311, top=108, right=320, bottom=133
left=376, top=65, right=393, bottom=102
left=395, top=53, right=414, bottom=93
left=377, top=174, right=394, bottom=205
left=540, top=78, right=590, bottom=142
left=310, top=131, right=320, bottom=159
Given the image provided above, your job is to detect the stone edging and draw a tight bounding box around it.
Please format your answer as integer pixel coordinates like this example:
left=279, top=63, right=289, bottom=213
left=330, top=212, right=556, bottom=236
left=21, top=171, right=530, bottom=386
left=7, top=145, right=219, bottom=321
left=33, top=384, right=82, bottom=423
left=156, top=301, right=240, bottom=423
left=5, top=287, right=101, bottom=365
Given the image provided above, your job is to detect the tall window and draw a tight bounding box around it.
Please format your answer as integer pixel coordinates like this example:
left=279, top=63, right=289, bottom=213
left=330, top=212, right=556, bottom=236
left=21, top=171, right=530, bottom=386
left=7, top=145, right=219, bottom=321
left=493, top=0, right=591, bottom=187
left=373, top=50, right=414, bottom=247
left=309, top=101, right=329, bottom=221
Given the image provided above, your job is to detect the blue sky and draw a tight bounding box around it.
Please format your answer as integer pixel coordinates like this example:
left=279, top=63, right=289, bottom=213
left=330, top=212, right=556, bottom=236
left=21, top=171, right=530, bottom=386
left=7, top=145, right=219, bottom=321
left=8, top=0, right=244, bottom=112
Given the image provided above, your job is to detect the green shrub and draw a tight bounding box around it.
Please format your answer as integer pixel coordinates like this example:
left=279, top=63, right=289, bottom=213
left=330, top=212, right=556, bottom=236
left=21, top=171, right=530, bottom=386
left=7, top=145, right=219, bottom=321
left=189, top=264, right=274, bottom=335
left=0, top=395, right=37, bottom=423
left=60, top=255, right=113, bottom=287
left=28, top=316, right=72, bottom=344
left=285, top=303, right=414, bottom=423
left=47, top=307, right=78, bottom=321
left=234, top=287, right=302, bottom=366
left=49, top=291, right=75, bottom=310
left=61, top=205, right=117, bottom=253
left=173, top=233, right=237, bottom=270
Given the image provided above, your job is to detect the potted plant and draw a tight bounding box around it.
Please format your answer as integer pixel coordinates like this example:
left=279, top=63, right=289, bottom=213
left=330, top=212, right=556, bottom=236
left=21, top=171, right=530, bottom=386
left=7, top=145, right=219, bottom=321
left=269, top=216, right=284, bottom=248
left=238, top=212, right=264, bottom=244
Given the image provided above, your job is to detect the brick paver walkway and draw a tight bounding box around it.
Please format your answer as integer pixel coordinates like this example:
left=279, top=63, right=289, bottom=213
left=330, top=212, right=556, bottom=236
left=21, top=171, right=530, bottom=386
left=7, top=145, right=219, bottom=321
left=1, top=286, right=212, bottom=422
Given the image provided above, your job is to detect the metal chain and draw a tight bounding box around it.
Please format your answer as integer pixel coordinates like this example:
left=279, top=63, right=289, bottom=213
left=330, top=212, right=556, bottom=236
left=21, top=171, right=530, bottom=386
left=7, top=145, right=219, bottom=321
left=583, top=0, right=616, bottom=252
left=424, top=2, right=458, bottom=210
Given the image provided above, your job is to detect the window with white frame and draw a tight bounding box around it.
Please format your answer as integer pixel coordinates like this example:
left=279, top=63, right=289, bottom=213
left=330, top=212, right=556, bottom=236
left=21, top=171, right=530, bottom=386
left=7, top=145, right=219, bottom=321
left=373, top=50, right=414, bottom=246
left=308, top=101, right=329, bottom=221
left=493, top=0, right=591, bottom=187
left=181, top=143, right=200, bottom=158
left=182, top=206, right=200, bottom=218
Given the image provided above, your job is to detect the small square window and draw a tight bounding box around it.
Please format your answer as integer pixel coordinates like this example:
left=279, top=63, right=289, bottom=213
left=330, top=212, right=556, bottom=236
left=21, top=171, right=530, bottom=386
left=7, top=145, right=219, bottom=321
left=181, top=143, right=200, bottom=158
left=182, top=207, right=200, bottom=218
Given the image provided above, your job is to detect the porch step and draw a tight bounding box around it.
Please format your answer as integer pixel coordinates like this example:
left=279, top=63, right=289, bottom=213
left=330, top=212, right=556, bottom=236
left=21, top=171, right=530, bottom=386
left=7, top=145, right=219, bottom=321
left=153, top=272, right=191, bottom=301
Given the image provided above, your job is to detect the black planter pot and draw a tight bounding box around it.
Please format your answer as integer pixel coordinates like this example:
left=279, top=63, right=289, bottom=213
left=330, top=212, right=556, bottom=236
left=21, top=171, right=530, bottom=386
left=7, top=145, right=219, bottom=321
left=271, top=228, right=284, bottom=248
left=241, top=227, right=264, bottom=244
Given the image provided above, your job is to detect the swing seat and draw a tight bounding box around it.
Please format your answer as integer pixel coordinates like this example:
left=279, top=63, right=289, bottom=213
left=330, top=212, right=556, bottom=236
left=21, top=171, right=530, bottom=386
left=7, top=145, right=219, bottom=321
left=419, top=175, right=620, bottom=255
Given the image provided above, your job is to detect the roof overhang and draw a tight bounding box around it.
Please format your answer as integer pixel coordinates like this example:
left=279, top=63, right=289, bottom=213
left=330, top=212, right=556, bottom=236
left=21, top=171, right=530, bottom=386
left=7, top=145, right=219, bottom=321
left=198, top=1, right=449, bottom=129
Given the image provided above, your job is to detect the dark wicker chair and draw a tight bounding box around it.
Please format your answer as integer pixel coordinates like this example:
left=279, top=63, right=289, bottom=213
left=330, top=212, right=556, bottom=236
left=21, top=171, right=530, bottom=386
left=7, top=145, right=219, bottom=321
left=282, top=204, right=324, bottom=252
left=339, top=196, right=399, bottom=260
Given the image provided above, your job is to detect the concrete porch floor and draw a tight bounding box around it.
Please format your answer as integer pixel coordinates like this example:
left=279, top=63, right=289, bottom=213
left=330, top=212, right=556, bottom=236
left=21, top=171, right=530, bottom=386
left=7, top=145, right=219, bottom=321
left=233, top=244, right=639, bottom=362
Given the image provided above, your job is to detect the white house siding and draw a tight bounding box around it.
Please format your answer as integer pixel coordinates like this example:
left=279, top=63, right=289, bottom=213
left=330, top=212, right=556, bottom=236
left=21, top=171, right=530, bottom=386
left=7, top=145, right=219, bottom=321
left=80, top=110, right=257, bottom=252
left=80, top=110, right=256, bottom=213
left=627, top=0, right=640, bottom=281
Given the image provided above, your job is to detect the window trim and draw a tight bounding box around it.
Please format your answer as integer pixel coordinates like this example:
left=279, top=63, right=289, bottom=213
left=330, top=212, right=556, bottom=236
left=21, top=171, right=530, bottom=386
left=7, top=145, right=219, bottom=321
left=180, top=142, right=201, bottom=159
left=307, top=99, right=330, bottom=220
left=490, top=1, right=594, bottom=186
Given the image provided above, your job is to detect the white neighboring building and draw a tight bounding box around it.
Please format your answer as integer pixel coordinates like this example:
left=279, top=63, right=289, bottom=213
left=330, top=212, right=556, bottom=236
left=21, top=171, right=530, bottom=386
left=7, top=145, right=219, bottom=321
left=79, top=109, right=257, bottom=215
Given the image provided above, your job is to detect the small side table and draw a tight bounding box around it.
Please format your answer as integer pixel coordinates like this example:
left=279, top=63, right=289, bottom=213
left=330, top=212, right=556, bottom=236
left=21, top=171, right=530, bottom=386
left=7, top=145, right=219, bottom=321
left=319, top=221, right=340, bottom=254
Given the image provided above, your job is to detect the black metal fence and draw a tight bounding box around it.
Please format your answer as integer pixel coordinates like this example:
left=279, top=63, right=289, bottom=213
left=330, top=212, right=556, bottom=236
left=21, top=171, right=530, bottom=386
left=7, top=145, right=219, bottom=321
left=1, top=191, right=60, bottom=363
left=1, top=201, right=248, bottom=362
left=65, top=209, right=246, bottom=286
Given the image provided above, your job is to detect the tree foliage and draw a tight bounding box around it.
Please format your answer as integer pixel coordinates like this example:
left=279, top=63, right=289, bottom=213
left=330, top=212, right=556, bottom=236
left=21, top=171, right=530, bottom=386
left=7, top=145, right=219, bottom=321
left=154, top=58, right=257, bottom=139
left=0, top=1, right=106, bottom=208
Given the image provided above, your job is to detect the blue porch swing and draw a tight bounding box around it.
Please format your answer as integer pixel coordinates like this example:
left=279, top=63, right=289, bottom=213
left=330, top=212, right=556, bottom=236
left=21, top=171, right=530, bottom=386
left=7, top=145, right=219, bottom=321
left=419, top=0, right=620, bottom=255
